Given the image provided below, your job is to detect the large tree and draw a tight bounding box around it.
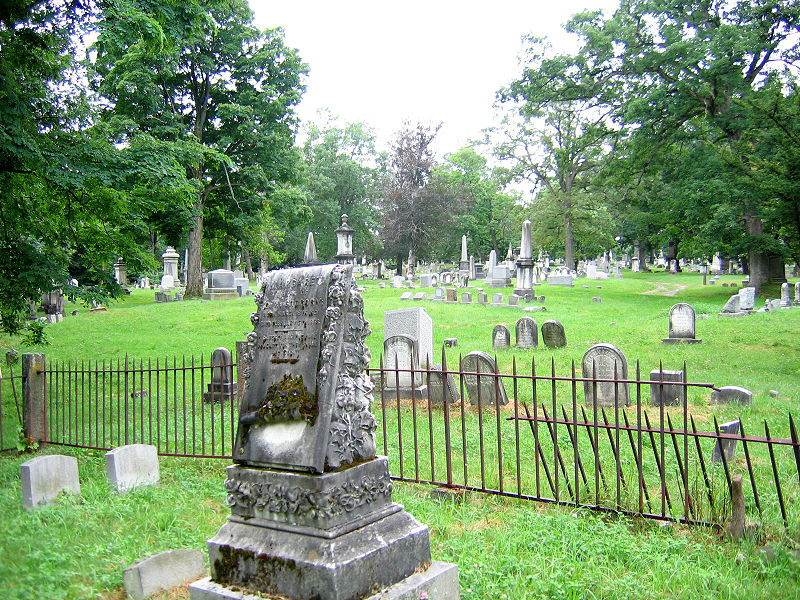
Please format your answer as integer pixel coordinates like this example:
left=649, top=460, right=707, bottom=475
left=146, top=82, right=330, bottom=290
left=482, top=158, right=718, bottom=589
left=91, top=0, right=306, bottom=296
left=379, top=122, right=444, bottom=272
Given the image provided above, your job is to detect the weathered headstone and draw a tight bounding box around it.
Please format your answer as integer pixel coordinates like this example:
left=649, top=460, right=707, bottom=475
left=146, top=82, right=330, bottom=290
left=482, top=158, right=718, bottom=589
left=301, top=231, right=319, bottom=266
left=515, top=317, right=538, bottom=349
left=413, top=292, right=427, bottom=301
left=105, top=444, right=160, bottom=493
left=582, top=344, right=630, bottom=407
left=514, top=220, right=535, bottom=298
left=649, top=369, right=685, bottom=406
left=20, top=455, right=80, bottom=509
left=420, top=273, right=433, bottom=287
left=426, top=365, right=461, bottom=405
left=203, top=347, right=237, bottom=402
left=461, top=351, right=508, bottom=406
left=712, top=419, right=741, bottom=463
left=795, top=281, right=800, bottom=306
left=491, top=293, right=504, bottom=306
left=446, top=288, right=457, bottom=303
left=334, top=213, right=355, bottom=266
left=738, top=286, right=756, bottom=311
left=444, top=338, right=458, bottom=347
left=461, top=292, right=473, bottom=304
left=492, top=324, right=511, bottom=349
left=541, top=320, right=566, bottom=348
left=433, top=286, right=445, bottom=301
left=391, top=275, right=404, bottom=288
left=508, top=294, right=521, bottom=307
left=384, top=334, right=419, bottom=388
left=400, top=291, right=413, bottom=301
left=663, top=303, right=701, bottom=343
left=780, top=282, right=792, bottom=308
left=710, top=386, right=753, bottom=406
left=124, top=549, right=205, bottom=600
left=161, top=246, right=180, bottom=291
left=192, top=264, right=457, bottom=600
left=477, top=292, right=488, bottom=304
left=384, top=306, right=434, bottom=381
left=718, top=293, right=744, bottom=316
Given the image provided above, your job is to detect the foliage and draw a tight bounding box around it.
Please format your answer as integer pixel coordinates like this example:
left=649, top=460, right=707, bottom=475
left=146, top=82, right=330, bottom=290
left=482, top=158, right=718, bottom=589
left=21, top=320, right=49, bottom=347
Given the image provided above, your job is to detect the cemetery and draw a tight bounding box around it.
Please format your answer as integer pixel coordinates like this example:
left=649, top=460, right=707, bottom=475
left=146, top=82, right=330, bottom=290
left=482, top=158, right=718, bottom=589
left=4, top=1, right=800, bottom=599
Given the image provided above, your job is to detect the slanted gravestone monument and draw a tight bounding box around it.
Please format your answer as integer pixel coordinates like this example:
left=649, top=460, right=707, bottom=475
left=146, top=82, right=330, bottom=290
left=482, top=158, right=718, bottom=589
left=515, top=317, right=538, bottom=349
left=541, top=320, right=566, bottom=348
left=712, top=419, right=741, bottom=463
left=662, top=303, right=701, bottom=343
left=582, top=344, right=630, bottom=407
left=427, top=365, right=460, bottom=406
left=191, top=264, right=458, bottom=600
left=492, top=324, right=511, bottom=349
left=461, top=351, right=508, bottom=406
left=710, top=386, right=753, bottom=406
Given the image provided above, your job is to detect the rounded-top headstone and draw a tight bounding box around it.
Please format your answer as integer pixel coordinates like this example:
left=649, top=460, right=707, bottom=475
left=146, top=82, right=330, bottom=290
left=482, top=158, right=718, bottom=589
left=515, top=317, right=538, bottom=348
left=541, top=320, right=566, bottom=348
left=492, top=324, right=511, bottom=349
left=581, top=343, right=630, bottom=407
left=461, top=351, right=508, bottom=406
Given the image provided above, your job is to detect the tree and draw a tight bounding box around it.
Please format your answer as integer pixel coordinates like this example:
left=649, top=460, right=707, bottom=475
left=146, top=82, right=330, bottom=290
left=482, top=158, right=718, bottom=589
left=427, top=146, right=519, bottom=260
left=0, top=1, right=195, bottom=333
left=379, top=122, right=444, bottom=272
left=492, top=100, right=614, bottom=269
left=507, top=1, right=800, bottom=285
left=91, top=0, right=306, bottom=296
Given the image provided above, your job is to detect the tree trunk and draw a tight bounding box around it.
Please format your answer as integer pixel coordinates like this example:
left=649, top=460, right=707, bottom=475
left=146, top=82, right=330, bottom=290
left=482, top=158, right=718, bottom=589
left=743, top=214, right=769, bottom=288
left=242, top=245, right=255, bottom=280
left=667, top=239, right=681, bottom=272
left=259, top=231, right=270, bottom=276
left=185, top=201, right=204, bottom=297
left=563, top=219, right=575, bottom=271
left=396, top=253, right=403, bottom=275
left=636, top=243, right=651, bottom=272
left=223, top=234, right=231, bottom=270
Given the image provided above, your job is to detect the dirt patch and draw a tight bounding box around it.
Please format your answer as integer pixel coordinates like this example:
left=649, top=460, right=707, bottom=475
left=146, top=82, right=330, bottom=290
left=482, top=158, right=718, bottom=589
left=641, top=282, right=689, bottom=296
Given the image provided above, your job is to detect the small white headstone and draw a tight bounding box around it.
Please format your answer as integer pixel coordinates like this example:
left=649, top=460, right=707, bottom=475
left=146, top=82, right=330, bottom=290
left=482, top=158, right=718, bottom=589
left=105, top=444, right=160, bottom=493
left=20, top=455, right=81, bottom=509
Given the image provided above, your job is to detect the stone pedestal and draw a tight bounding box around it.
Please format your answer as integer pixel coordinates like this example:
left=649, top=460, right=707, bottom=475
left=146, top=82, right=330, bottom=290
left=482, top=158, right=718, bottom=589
left=189, top=458, right=454, bottom=600
left=203, top=269, right=239, bottom=301
left=514, top=258, right=534, bottom=299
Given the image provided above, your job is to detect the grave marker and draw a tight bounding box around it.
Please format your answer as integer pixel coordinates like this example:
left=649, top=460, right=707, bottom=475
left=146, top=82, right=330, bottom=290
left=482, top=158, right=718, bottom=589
left=461, top=351, right=508, bottom=406
left=20, top=455, right=80, bottom=509
left=582, top=344, right=630, bottom=407
left=663, top=303, right=701, bottom=343
left=515, top=317, right=538, bottom=349
left=541, top=320, right=566, bottom=348
left=105, top=444, right=160, bottom=493
left=492, top=324, right=511, bottom=349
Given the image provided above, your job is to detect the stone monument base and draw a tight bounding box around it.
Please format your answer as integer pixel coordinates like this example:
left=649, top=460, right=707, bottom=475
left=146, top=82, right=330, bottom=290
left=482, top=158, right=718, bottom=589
left=379, top=385, right=429, bottom=401
left=202, top=382, right=238, bottom=403
left=203, top=288, right=240, bottom=301
left=190, top=561, right=460, bottom=600
left=513, top=289, right=535, bottom=301
left=661, top=337, right=702, bottom=344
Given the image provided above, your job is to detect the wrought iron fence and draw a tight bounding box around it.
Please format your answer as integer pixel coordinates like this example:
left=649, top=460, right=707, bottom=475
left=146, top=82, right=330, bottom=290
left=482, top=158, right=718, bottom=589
left=0, top=367, right=24, bottom=452
left=25, top=348, right=800, bottom=530
left=368, top=350, right=800, bottom=531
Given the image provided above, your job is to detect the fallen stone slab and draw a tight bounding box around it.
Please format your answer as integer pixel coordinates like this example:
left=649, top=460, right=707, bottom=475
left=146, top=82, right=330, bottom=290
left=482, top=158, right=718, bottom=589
left=124, top=549, right=205, bottom=600
left=710, top=386, right=753, bottom=406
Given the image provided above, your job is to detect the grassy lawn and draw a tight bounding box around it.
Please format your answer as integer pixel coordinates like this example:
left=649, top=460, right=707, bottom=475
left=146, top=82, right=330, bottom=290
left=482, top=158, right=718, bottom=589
left=1, top=270, right=799, bottom=598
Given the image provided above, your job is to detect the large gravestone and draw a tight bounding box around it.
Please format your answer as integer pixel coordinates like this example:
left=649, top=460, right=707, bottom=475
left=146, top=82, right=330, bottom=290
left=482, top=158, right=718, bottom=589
left=203, top=269, right=239, bottom=301
left=541, top=320, right=566, bottom=348
left=492, top=324, right=510, bottom=349
left=780, top=282, right=792, bottom=308
left=461, top=351, right=508, bottom=406
left=662, top=303, right=701, bottom=344
left=384, top=334, right=419, bottom=389
left=582, top=344, right=630, bottom=407
left=738, top=286, right=756, bottom=311
left=515, top=317, right=538, bottom=349
left=191, top=264, right=458, bottom=600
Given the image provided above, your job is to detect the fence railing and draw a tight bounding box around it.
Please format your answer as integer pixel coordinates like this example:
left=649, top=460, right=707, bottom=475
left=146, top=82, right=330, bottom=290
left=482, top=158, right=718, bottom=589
left=14, top=349, right=800, bottom=530
left=0, top=367, right=24, bottom=452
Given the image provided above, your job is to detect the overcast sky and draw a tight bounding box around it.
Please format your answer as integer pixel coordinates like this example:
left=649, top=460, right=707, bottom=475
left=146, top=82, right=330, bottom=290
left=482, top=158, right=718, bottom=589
left=250, top=1, right=620, bottom=156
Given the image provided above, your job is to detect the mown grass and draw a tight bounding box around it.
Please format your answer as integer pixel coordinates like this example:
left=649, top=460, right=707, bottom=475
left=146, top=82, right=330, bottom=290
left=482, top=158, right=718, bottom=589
left=1, top=270, right=799, bottom=598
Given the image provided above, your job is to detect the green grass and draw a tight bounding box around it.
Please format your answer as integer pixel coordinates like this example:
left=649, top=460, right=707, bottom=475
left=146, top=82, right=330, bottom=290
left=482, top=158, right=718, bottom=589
left=1, top=271, right=800, bottom=598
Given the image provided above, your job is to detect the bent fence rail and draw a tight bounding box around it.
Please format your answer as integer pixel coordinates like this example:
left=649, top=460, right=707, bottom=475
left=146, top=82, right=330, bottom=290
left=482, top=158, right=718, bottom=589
left=13, top=350, right=800, bottom=531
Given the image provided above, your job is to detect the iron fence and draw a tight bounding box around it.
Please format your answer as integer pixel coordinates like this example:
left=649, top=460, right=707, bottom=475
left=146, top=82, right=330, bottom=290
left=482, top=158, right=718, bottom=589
left=25, top=348, right=800, bottom=531
left=0, top=367, right=24, bottom=452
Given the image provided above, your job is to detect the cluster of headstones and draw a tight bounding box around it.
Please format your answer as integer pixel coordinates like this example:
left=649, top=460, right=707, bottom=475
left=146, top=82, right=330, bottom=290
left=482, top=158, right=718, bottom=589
left=20, top=443, right=160, bottom=509
left=400, top=288, right=546, bottom=309
left=492, top=318, right=566, bottom=350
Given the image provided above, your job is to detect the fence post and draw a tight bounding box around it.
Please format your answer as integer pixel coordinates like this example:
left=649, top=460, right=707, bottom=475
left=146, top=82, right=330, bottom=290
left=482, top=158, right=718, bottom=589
left=22, top=353, right=47, bottom=444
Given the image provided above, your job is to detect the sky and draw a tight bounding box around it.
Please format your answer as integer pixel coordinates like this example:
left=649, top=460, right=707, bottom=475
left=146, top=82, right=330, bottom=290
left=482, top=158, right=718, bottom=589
left=250, top=0, right=620, bottom=156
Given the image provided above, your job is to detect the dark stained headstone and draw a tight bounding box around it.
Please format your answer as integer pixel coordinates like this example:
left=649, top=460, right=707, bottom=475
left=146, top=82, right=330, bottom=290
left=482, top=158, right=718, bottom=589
left=649, top=369, right=685, bottom=406
left=492, top=324, right=511, bottom=349
left=461, top=351, right=508, bottom=406
left=540, top=320, right=566, bottom=348
left=427, top=365, right=460, bottom=405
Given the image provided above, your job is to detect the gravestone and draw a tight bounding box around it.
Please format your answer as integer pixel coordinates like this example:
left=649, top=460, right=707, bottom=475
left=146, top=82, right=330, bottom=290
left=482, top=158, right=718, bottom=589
left=492, top=324, right=511, bottom=349
left=433, top=287, right=445, bottom=301
left=413, top=292, right=427, bottom=301
left=161, top=246, right=180, bottom=292
left=391, top=275, right=404, bottom=288
left=419, top=273, right=433, bottom=288
left=795, top=282, right=800, bottom=306
left=515, top=317, right=538, bottom=349
left=384, top=334, right=420, bottom=389
left=508, top=294, right=521, bottom=307
left=105, top=444, right=159, bottom=493
left=203, top=269, right=239, bottom=301
left=192, top=263, right=458, bottom=600
left=547, top=273, right=574, bottom=287
left=718, top=294, right=745, bottom=316
left=20, top=455, right=80, bottom=509
left=461, top=352, right=508, bottom=406
left=738, top=286, right=756, bottom=311
left=710, top=386, right=753, bottom=406
left=491, top=293, right=504, bottom=306
left=541, top=320, right=566, bottom=348
left=461, top=292, right=473, bottom=304
left=712, top=420, right=741, bottom=463
left=649, top=369, right=685, bottom=406
left=444, top=338, right=458, bottom=347
left=400, top=291, right=413, bottom=301
left=663, top=303, right=701, bottom=343
left=203, top=347, right=237, bottom=402
left=124, top=549, right=205, bottom=600
left=780, top=282, right=792, bottom=308
left=514, top=220, right=535, bottom=298
left=477, top=292, right=488, bottom=304
left=582, top=344, right=630, bottom=407
left=234, top=277, right=250, bottom=297
left=384, top=306, right=434, bottom=385
left=427, top=365, right=460, bottom=405
left=446, top=288, right=457, bottom=303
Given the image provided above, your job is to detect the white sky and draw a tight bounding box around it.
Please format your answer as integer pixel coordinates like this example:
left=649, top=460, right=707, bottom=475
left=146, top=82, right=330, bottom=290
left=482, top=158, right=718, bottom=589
left=250, top=0, right=620, bottom=157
